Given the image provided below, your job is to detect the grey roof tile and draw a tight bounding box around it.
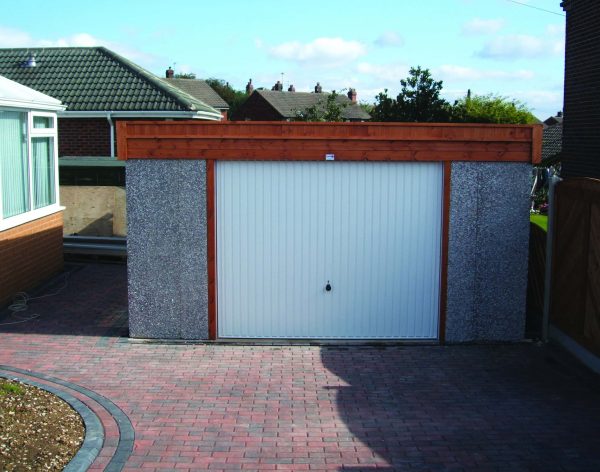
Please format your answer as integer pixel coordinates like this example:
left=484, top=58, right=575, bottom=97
left=256, top=90, right=370, bottom=121
left=542, top=122, right=562, bottom=164
left=0, top=47, right=220, bottom=116
left=162, top=78, right=229, bottom=110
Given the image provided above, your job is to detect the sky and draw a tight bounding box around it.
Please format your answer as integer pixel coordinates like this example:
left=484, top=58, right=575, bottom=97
left=0, top=0, right=565, bottom=119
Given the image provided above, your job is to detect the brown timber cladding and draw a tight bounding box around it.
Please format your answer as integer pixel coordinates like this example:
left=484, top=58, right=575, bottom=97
left=550, top=178, right=600, bottom=356
left=562, top=0, right=600, bottom=178
left=0, top=212, right=64, bottom=307
left=116, top=121, right=541, bottom=163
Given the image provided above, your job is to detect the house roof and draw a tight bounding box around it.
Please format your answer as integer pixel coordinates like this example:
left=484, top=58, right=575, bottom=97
left=0, top=47, right=221, bottom=119
left=543, top=114, right=563, bottom=126
left=162, top=78, right=229, bottom=110
left=542, top=122, right=562, bottom=165
left=0, top=74, right=64, bottom=111
left=253, top=90, right=371, bottom=121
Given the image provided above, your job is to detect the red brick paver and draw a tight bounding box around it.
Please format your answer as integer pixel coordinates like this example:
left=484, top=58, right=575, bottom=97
left=1, top=263, right=600, bottom=471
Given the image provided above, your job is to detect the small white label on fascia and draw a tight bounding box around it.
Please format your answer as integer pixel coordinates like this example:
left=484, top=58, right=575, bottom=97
left=325, top=154, right=335, bottom=161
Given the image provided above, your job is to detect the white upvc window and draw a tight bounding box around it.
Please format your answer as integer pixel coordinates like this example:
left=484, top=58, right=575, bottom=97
left=0, top=108, right=61, bottom=231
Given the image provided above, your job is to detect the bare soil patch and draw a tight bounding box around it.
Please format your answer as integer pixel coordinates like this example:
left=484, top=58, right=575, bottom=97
left=0, top=378, right=84, bottom=471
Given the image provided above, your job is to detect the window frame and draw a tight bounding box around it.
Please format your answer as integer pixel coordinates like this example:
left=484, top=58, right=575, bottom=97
left=0, top=107, right=62, bottom=231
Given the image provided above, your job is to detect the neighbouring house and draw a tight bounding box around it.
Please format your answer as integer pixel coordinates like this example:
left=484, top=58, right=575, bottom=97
left=541, top=114, right=563, bottom=166
left=0, top=75, right=65, bottom=306
left=162, top=67, right=230, bottom=119
left=544, top=111, right=563, bottom=127
left=531, top=113, right=562, bottom=204
left=119, top=119, right=540, bottom=341
left=0, top=47, right=222, bottom=237
left=234, top=80, right=371, bottom=121
left=547, top=0, right=600, bottom=373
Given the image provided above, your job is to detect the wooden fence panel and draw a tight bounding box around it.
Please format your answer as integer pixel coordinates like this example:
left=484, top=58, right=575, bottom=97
left=550, top=178, right=600, bottom=356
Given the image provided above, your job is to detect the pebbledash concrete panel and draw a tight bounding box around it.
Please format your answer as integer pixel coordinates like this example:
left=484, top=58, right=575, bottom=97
left=126, top=159, right=531, bottom=342
left=445, top=162, right=531, bottom=342
left=126, top=159, right=208, bottom=339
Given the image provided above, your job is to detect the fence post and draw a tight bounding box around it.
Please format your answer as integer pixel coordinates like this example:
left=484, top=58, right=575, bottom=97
left=542, top=173, right=562, bottom=341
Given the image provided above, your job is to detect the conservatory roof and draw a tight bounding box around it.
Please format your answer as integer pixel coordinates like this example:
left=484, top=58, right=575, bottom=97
left=0, top=74, right=64, bottom=111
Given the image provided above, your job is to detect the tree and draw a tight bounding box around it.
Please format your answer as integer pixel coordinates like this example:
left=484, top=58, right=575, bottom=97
left=204, top=78, right=247, bottom=116
left=371, top=66, right=451, bottom=122
left=451, top=92, right=538, bottom=124
left=174, top=72, right=196, bottom=79
left=293, top=91, right=347, bottom=122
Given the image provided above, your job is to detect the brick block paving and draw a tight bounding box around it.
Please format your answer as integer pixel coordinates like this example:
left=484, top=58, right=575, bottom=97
left=1, top=263, right=600, bottom=471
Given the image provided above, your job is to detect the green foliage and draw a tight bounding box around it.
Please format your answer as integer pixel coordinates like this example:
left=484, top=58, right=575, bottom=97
left=371, top=90, right=396, bottom=121
left=530, top=214, right=548, bottom=232
left=293, top=91, right=348, bottom=122
left=371, top=66, right=451, bottom=122
left=451, top=93, right=538, bottom=124
left=174, top=72, right=196, bottom=79
left=370, top=66, right=537, bottom=125
left=204, top=78, right=247, bottom=116
left=0, top=381, right=25, bottom=396
left=358, top=102, right=373, bottom=116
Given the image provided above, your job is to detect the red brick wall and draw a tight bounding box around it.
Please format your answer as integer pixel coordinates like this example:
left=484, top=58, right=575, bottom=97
left=58, top=118, right=111, bottom=157
left=0, top=212, right=64, bottom=307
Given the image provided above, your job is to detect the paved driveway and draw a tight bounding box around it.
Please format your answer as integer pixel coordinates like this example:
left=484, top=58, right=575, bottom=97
left=1, top=263, right=600, bottom=471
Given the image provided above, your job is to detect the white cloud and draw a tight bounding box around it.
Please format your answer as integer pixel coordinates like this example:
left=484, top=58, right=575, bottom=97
left=356, top=62, right=409, bottom=83
left=0, top=26, right=160, bottom=66
left=512, top=89, right=562, bottom=106
left=0, top=27, right=37, bottom=47
left=441, top=88, right=470, bottom=103
left=374, top=31, right=404, bottom=47
left=511, top=89, right=563, bottom=118
left=268, top=37, right=367, bottom=66
left=477, top=34, right=563, bottom=59
left=437, top=64, right=535, bottom=81
left=546, top=24, right=565, bottom=36
left=462, top=18, right=505, bottom=35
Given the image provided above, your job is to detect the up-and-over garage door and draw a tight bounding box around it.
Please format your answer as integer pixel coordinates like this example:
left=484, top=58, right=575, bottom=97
left=216, top=161, right=443, bottom=339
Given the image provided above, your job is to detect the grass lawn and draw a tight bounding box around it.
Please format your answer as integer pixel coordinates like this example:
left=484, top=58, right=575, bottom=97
left=530, top=214, right=548, bottom=232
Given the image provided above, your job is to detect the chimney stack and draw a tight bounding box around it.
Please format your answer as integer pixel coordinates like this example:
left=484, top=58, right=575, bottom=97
left=166, top=67, right=174, bottom=79
left=314, top=82, right=322, bottom=93
left=288, top=84, right=295, bottom=92
left=246, top=79, right=254, bottom=95
left=347, top=88, right=357, bottom=103
left=557, top=111, right=563, bottom=117
left=272, top=80, right=283, bottom=91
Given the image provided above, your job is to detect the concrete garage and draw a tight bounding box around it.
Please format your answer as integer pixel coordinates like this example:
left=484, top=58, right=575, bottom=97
left=119, top=121, right=541, bottom=342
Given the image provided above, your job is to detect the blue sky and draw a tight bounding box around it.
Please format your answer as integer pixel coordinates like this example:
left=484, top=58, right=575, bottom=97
left=1, top=0, right=565, bottom=119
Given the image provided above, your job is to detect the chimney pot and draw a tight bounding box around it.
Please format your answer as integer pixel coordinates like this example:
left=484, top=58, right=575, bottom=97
left=314, top=82, right=322, bottom=93
left=288, top=84, right=295, bottom=92
left=246, top=79, right=254, bottom=95
left=272, top=80, right=283, bottom=91
left=557, top=111, right=563, bottom=117
left=166, top=67, right=174, bottom=79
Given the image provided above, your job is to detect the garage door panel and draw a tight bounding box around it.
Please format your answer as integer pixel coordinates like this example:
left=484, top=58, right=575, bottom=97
left=216, top=161, right=442, bottom=339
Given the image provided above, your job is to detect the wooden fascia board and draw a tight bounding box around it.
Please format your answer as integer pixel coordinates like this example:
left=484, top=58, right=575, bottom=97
left=118, top=121, right=539, bottom=163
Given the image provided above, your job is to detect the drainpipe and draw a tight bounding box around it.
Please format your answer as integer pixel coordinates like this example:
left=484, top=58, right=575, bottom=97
left=106, top=112, right=115, bottom=158
left=542, top=172, right=562, bottom=341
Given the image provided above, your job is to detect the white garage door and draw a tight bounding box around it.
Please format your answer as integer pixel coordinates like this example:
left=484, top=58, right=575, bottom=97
left=216, top=161, right=443, bottom=339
